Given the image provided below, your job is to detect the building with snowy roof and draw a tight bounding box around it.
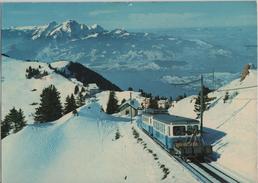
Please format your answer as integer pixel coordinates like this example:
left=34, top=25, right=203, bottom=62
left=86, top=83, right=100, bottom=96
left=118, top=99, right=141, bottom=117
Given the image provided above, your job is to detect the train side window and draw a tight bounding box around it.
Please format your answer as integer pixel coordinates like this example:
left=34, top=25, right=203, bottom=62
left=173, top=126, right=186, bottom=136
left=187, top=126, right=193, bottom=135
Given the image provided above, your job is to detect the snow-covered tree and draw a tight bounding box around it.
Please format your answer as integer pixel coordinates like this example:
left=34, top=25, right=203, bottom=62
left=64, top=94, right=77, bottom=114
left=34, top=85, right=63, bottom=123
left=106, top=91, right=118, bottom=114
left=76, top=92, right=86, bottom=107
left=1, top=119, right=11, bottom=139
left=74, top=85, right=79, bottom=95
left=13, top=109, right=26, bottom=133
left=81, top=87, right=85, bottom=93
left=1, top=107, right=26, bottom=138
left=128, top=87, right=133, bottom=91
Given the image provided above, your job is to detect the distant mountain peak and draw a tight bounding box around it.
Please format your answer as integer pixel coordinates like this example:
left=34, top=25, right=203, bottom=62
left=23, top=20, right=107, bottom=40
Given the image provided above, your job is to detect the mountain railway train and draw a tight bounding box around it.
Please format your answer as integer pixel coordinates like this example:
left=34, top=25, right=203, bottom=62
left=138, top=110, right=212, bottom=159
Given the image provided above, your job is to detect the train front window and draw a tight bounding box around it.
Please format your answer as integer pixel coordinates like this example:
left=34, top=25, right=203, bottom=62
left=193, top=125, right=199, bottom=133
left=187, top=126, right=193, bottom=135
left=173, top=126, right=186, bottom=136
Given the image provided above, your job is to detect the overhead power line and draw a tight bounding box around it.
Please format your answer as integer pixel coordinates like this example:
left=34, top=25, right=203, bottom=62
left=168, top=76, right=257, bottom=93
left=216, top=85, right=258, bottom=92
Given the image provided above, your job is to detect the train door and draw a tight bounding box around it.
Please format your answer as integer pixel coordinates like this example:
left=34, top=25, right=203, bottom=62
left=150, top=117, right=153, bottom=136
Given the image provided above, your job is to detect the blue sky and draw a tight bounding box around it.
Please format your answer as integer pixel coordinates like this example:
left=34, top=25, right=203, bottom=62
left=3, top=2, right=257, bottom=30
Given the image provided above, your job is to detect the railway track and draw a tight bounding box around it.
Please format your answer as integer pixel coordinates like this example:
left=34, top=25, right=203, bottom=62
left=139, top=126, right=240, bottom=183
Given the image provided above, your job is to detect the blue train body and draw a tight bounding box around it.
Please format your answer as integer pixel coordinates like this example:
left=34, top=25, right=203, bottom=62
left=138, top=111, right=212, bottom=158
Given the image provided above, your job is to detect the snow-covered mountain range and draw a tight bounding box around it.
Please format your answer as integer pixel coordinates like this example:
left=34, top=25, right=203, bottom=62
left=3, top=20, right=256, bottom=97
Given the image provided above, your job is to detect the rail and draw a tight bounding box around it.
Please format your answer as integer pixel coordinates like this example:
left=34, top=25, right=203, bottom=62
left=139, top=126, right=241, bottom=183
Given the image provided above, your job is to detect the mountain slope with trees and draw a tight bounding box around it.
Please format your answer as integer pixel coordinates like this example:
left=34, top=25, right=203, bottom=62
left=2, top=55, right=120, bottom=123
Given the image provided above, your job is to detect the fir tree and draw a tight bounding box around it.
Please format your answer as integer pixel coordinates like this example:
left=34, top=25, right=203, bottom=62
left=34, top=85, right=63, bottom=123
left=76, top=92, right=85, bottom=107
left=1, top=107, right=26, bottom=138
left=128, top=87, right=133, bottom=91
left=26, top=66, right=41, bottom=79
left=1, top=110, right=14, bottom=139
left=74, top=85, right=79, bottom=95
left=64, top=94, right=77, bottom=114
left=106, top=91, right=118, bottom=114
left=13, top=109, right=26, bottom=133
left=1, top=119, right=11, bottom=139
left=81, top=87, right=86, bottom=93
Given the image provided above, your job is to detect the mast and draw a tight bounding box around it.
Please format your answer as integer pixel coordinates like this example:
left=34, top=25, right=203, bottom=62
left=130, top=92, right=133, bottom=124
left=200, top=75, right=204, bottom=136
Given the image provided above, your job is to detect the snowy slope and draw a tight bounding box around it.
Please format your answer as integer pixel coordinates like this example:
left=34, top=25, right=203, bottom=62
left=169, top=70, right=257, bottom=182
left=2, top=102, right=198, bottom=183
left=2, top=56, right=83, bottom=122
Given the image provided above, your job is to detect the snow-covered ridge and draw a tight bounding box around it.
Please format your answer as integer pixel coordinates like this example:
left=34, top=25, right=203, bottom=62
left=2, top=56, right=83, bottom=122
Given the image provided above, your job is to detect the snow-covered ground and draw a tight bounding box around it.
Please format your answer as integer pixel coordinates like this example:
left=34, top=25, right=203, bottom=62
left=2, top=56, right=83, bottom=122
left=2, top=57, right=199, bottom=183
left=2, top=56, right=257, bottom=182
left=2, top=102, right=198, bottom=183
left=169, top=69, right=257, bottom=182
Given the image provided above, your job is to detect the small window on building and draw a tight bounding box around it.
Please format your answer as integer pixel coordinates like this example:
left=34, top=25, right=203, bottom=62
left=173, top=126, right=186, bottom=136
left=126, top=110, right=129, bottom=115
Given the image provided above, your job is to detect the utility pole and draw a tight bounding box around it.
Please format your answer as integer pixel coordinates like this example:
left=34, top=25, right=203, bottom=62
left=212, top=68, right=215, bottom=90
left=130, top=92, right=133, bottom=124
left=200, top=75, right=204, bottom=136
